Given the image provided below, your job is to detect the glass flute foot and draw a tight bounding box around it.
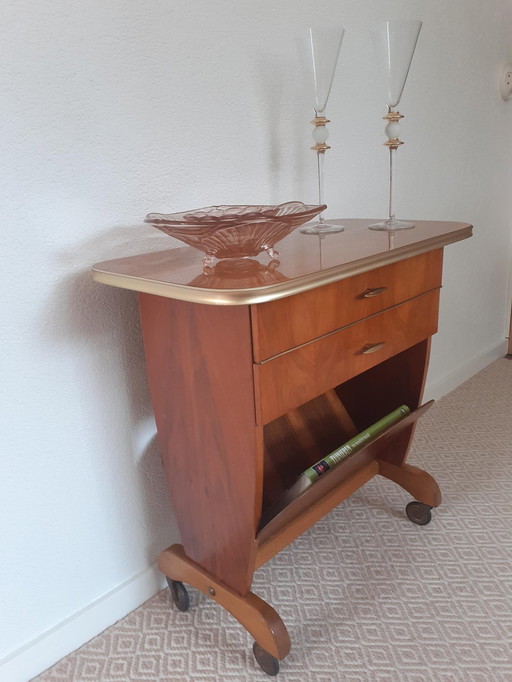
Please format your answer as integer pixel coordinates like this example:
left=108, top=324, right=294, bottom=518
left=301, top=220, right=344, bottom=235
left=369, top=218, right=415, bottom=231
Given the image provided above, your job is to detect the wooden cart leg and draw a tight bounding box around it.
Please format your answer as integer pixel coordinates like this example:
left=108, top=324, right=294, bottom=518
left=158, top=544, right=291, bottom=661
left=378, top=461, right=442, bottom=508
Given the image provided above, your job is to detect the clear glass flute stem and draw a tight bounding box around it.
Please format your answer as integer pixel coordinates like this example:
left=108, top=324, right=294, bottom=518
left=369, top=113, right=414, bottom=231
left=317, top=152, right=325, bottom=224
left=302, top=137, right=343, bottom=234
left=388, top=146, right=395, bottom=222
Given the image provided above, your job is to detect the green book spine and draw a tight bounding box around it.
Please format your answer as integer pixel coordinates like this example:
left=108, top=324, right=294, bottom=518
left=285, top=404, right=411, bottom=502
left=261, top=405, right=411, bottom=525
left=302, top=404, right=411, bottom=485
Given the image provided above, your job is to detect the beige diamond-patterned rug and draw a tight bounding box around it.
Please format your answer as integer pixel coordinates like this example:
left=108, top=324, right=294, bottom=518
left=34, top=358, right=512, bottom=681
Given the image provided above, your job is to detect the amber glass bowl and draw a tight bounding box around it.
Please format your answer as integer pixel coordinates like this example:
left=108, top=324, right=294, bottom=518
left=144, top=202, right=326, bottom=261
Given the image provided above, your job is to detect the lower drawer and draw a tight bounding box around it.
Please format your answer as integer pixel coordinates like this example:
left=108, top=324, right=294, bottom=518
left=254, top=289, right=440, bottom=425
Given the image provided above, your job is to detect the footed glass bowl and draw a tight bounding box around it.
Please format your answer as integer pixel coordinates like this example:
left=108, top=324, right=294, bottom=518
left=144, top=201, right=326, bottom=263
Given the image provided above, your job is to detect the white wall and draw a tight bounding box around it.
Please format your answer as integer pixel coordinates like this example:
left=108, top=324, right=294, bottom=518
left=1, top=1, right=511, bottom=679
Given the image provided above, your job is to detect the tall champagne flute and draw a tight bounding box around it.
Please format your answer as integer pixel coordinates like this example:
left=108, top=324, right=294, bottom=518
left=369, top=19, right=422, bottom=231
left=301, top=26, right=345, bottom=235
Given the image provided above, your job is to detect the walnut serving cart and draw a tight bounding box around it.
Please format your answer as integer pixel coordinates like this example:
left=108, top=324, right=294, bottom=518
left=92, top=219, right=472, bottom=675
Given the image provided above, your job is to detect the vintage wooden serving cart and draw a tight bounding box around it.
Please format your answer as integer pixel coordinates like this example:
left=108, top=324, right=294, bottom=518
left=92, top=218, right=471, bottom=675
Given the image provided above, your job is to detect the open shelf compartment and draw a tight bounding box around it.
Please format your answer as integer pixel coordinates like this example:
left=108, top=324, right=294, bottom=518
left=255, top=342, right=434, bottom=569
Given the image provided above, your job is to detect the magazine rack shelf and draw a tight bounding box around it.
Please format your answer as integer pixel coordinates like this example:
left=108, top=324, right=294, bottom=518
left=256, top=395, right=436, bottom=565
left=92, top=218, right=472, bottom=675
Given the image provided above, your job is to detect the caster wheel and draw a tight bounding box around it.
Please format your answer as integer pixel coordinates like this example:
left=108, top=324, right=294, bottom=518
left=253, top=642, right=280, bottom=676
left=406, top=501, right=432, bottom=525
left=167, top=578, right=190, bottom=612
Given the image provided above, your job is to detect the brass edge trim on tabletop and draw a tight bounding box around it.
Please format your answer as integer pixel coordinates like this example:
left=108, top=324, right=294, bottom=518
left=92, top=224, right=472, bottom=306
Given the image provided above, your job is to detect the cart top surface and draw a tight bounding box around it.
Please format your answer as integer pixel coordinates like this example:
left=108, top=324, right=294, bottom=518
left=92, top=219, right=473, bottom=305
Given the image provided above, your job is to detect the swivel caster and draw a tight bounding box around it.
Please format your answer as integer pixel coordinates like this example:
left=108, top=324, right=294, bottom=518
left=166, top=578, right=190, bottom=612
left=406, top=500, right=432, bottom=525
left=253, top=642, right=280, bottom=676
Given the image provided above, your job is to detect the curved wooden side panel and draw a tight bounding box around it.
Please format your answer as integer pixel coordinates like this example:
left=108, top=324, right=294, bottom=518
left=139, top=294, right=262, bottom=596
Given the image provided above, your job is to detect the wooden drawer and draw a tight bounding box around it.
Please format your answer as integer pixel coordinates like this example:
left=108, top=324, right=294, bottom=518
left=251, top=249, right=443, bottom=361
left=254, top=289, right=440, bottom=425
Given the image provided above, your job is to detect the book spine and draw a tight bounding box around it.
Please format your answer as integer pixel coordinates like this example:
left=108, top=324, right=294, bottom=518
left=303, top=404, right=410, bottom=484
left=260, top=404, right=412, bottom=526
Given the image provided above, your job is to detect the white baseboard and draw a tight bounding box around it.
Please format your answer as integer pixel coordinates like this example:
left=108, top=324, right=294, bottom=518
left=0, top=565, right=166, bottom=682
left=424, top=340, right=508, bottom=402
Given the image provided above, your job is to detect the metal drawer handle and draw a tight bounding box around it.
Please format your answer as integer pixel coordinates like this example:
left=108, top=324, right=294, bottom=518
left=361, top=286, right=387, bottom=298
left=361, top=342, right=386, bottom=355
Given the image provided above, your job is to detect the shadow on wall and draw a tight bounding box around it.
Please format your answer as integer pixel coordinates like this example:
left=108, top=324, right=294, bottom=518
left=139, top=432, right=179, bottom=561
left=41, top=223, right=182, bottom=563
left=255, top=53, right=308, bottom=202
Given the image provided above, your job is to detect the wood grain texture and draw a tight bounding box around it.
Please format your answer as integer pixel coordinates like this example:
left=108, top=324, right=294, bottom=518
left=378, top=461, right=442, bottom=508
left=254, top=290, right=440, bottom=425
left=256, top=460, right=379, bottom=568
left=138, top=294, right=261, bottom=595
left=159, top=544, right=291, bottom=660
left=336, top=339, right=432, bottom=467
left=261, top=391, right=359, bottom=513
left=251, top=250, right=443, bottom=361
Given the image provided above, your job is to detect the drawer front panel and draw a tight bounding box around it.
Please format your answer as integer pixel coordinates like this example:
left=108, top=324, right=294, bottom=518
left=254, top=289, right=440, bottom=425
left=251, top=249, right=443, bottom=361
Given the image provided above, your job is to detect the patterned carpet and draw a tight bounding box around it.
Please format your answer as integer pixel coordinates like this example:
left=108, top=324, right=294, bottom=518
left=34, top=358, right=512, bottom=681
